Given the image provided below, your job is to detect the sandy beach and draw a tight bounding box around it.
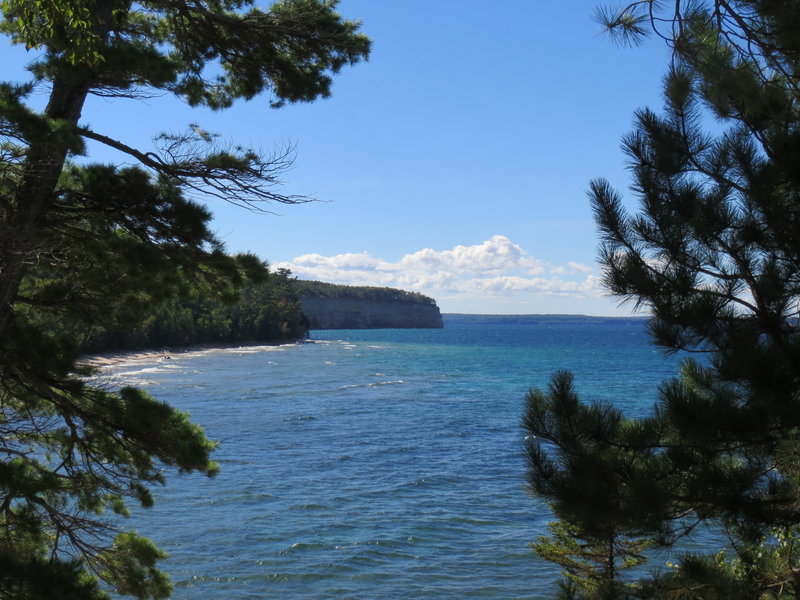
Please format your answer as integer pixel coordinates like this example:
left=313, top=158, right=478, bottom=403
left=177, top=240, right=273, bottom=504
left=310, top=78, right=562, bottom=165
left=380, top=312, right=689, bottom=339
left=80, top=350, right=174, bottom=369
left=79, top=339, right=299, bottom=370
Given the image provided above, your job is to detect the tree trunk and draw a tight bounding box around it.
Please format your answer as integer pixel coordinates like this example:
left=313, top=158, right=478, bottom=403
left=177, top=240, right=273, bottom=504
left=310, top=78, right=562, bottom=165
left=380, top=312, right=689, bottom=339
left=0, top=68, right=92, bottom=341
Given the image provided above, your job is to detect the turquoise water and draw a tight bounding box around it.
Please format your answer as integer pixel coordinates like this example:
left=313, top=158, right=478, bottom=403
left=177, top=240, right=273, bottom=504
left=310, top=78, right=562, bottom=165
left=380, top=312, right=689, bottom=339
left=102, top=317, right=681, bottom=599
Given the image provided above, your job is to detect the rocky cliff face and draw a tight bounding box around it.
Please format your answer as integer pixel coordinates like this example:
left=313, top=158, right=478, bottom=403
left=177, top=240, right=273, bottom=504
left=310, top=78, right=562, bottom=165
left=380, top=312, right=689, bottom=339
left=300, top=296, right=444, bottom=329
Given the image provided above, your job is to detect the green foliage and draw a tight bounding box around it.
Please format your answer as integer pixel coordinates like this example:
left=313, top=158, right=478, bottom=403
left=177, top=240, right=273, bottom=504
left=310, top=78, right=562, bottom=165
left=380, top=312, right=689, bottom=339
left=82, top=267, right=308, bottom=353
left=524, top=372, right=656, bottom=599
left=533, top=520, right=650, bottom=600
left=0, top=551, right=109, bottom=600
left=1, top=0, right=371, bottom=108
left=98, top=533, right=171, bottom=600
left=0, top=0, right=122, bottom=64
left=0, top=164, right=229, bottom=597
left=0, top=1, right=368, bottom=597
left=527, top=3, right=800, bottom=598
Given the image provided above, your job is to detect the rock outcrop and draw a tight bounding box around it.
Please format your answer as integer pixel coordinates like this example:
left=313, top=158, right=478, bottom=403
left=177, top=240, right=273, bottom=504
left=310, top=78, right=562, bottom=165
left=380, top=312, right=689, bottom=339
left=297, top=282, right=443, bottom=330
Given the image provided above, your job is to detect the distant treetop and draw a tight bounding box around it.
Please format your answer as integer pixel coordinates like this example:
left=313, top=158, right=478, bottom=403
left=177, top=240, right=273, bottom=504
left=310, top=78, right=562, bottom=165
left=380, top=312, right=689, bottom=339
left=295, top=280, right=438, bottom=306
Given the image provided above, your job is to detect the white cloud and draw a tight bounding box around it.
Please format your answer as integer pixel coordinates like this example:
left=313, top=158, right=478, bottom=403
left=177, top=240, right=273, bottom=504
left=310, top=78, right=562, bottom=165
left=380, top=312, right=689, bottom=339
left=566, top=261, right=593, bottom=274
left=274, top=235, right=605, bottom=312
left=291, top=251, right=397, bottom=271
left=399, top=235, right=543, bottom=275
left=550, top=261, right=592, bottom=275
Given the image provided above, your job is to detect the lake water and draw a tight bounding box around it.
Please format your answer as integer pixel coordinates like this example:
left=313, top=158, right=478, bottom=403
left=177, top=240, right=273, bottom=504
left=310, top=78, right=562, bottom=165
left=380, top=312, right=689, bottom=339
left=100, top=316, right=682, bottom=599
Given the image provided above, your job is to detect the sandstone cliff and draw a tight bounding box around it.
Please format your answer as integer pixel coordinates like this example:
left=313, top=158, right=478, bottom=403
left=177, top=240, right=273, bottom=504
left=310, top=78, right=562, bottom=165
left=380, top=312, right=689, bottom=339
left=297, top=281, right=443, bottom=330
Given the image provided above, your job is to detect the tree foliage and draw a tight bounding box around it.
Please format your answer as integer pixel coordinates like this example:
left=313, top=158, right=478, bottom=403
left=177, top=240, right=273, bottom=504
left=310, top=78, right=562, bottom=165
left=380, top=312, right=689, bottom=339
left=525, top=2, right=800, bottom=598
left=295, top=279, right=439, bottom=305
left=524, top=372, right=654, bottom=599
left=82, top=267, right=308, bottom=353
left=0, top=1, right=368, bottom=597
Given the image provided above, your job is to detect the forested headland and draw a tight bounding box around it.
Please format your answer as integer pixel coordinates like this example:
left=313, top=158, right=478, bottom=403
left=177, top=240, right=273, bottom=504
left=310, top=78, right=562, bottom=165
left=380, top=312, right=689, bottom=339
left=78, top=276, right=445, bottom=353
left=79, top=267, right=308, bottom=354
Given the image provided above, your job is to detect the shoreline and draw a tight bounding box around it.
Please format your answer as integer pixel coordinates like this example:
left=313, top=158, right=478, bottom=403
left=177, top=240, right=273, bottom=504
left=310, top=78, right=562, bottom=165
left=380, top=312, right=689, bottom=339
left=79, top=339, right=300, bottom=369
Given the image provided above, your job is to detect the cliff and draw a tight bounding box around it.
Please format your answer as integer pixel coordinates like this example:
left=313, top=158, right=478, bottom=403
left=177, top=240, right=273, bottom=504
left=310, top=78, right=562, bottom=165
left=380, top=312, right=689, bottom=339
left=296, top=281, right=444, bottom=330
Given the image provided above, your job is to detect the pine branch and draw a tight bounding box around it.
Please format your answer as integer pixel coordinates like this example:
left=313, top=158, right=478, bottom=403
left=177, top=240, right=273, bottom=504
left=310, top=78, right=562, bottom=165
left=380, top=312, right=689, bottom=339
left=78, top=126, right=312, bottom=210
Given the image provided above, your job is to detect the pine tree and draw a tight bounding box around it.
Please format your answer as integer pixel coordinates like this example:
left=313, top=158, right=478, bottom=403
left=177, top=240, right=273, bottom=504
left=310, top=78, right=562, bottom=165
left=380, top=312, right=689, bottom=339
left=0, top=1, right=369, bottom=597
left=526, top=2, right=800, bottom=598
left=524, top=372, right=653, bottom=600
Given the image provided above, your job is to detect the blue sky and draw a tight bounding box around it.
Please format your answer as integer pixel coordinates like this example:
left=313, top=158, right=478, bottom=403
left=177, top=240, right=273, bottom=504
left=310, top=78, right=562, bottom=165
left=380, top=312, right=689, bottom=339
left=2, top=1, right=676, bottom=315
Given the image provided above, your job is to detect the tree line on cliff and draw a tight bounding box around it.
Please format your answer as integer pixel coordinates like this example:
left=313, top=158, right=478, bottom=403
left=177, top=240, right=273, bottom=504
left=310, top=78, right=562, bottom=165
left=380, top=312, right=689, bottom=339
left=295, top=279, right=438, bottom=306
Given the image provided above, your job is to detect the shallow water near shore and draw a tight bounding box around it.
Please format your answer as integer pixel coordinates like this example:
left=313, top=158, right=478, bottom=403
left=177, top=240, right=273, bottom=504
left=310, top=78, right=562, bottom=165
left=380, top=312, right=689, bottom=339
left=98, top=317, right=684, bottom=599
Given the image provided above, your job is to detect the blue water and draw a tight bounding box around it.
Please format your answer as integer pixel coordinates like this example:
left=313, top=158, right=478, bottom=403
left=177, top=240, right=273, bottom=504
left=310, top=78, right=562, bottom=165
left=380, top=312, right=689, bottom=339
left=101, top=317, right=681, bottom=599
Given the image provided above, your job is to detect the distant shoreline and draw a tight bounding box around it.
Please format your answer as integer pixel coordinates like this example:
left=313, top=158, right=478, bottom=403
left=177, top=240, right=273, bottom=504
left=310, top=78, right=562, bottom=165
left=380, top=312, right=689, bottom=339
left=442, top=313, right=647, bottom=323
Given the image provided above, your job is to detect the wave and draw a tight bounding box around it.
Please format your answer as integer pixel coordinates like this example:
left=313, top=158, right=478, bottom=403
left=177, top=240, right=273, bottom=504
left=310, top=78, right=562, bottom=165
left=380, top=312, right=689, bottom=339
left=283, top=415, right=317, bottom=422
left=337, top=380, right=404, bottom=390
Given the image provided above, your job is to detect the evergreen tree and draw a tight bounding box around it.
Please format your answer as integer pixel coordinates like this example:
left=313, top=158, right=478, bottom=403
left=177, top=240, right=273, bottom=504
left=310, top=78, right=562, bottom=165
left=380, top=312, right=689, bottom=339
left=0, top=1, right=369, bottom=597
left=525, top=3, right=800, bottom=598
left=524, top=372, right=653, bottom=600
